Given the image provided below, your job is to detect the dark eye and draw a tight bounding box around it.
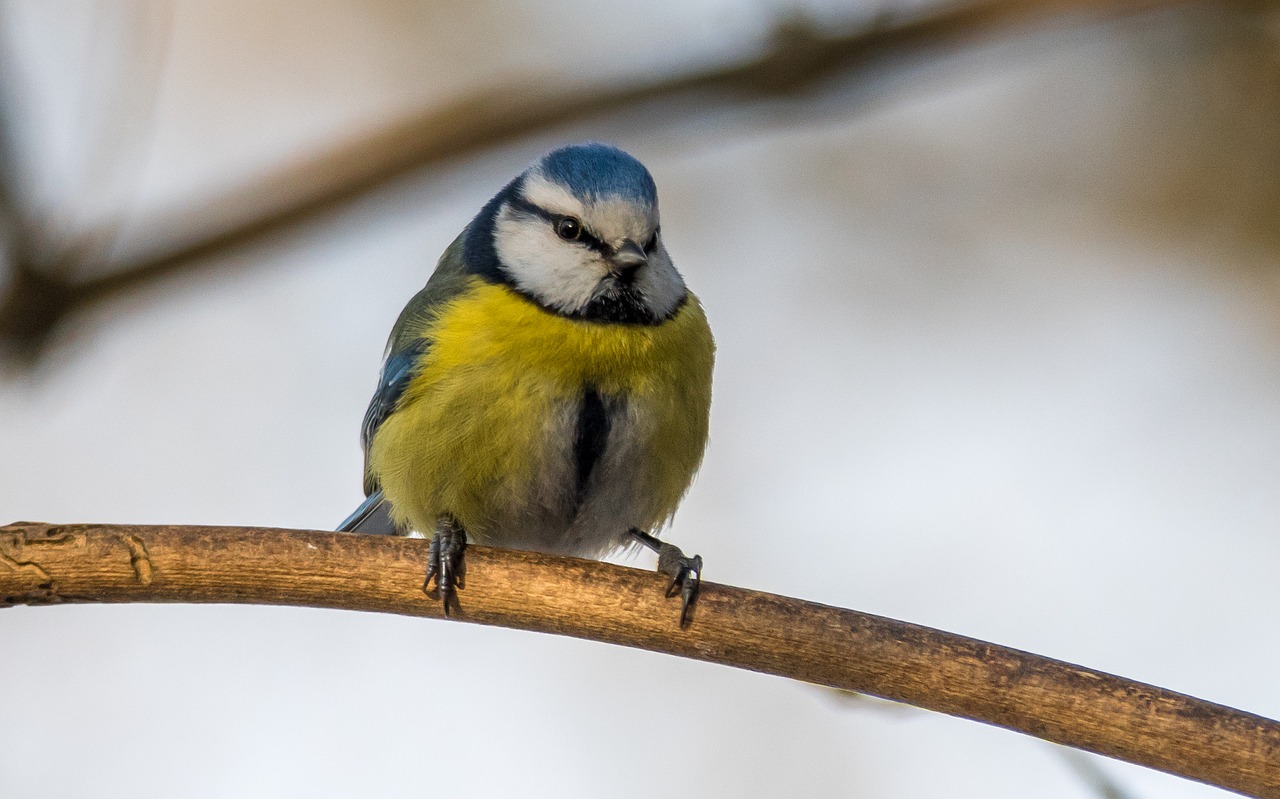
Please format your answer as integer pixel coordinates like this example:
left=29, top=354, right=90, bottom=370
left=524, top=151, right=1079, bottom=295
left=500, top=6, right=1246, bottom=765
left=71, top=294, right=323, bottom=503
left=556, top=217, right=582, bottom=240
left=644, top=228, right=660, bottom=253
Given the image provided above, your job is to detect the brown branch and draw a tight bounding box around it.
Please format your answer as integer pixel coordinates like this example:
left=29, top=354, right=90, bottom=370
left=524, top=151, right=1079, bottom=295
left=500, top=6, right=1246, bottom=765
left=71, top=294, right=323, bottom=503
left=0, top=0, right=1202, bottom=352
left=2, top=521, right=1277, bottom=797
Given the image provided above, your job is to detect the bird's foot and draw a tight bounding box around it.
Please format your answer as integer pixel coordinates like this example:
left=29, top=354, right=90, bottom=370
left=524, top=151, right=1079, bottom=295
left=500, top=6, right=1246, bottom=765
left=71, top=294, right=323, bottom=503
left=629, top=529, right=702, bottom=628
left=659, top=544, right=702, bottom=628
left=424, top=522, right=467, bottom=615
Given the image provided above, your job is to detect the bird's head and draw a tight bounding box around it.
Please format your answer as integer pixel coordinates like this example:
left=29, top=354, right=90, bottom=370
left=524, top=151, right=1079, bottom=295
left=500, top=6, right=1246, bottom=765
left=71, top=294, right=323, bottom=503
left=465, top=143, right=686, bottom=324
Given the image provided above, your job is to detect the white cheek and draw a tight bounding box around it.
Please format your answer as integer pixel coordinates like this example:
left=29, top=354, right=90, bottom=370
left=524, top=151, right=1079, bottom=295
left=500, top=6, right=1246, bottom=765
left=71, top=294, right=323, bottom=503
left=494, top=213, right=605, bottom=313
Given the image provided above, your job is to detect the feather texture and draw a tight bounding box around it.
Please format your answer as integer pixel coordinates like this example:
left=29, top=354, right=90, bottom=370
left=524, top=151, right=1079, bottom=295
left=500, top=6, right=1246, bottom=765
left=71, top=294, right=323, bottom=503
left=367, top=278, right=713, bottom=556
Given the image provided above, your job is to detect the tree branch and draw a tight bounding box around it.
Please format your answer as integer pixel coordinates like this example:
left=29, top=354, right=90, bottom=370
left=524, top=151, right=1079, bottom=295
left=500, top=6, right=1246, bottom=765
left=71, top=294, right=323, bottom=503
left=2, top=521, right=1276, bottom=797
left=0, top=0, right=1205, bottom=353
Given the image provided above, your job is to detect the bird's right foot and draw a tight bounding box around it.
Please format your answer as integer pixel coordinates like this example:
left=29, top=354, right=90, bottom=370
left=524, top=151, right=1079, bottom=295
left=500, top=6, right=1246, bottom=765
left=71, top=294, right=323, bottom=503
left=424, top=522, right=467, bottom=616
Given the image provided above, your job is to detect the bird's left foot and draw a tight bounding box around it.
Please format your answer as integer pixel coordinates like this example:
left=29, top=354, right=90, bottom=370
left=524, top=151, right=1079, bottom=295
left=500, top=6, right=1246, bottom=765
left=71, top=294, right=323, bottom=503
left=629, top=529, right=702, bottom=628
left=424, top=521, right=467, bottom=616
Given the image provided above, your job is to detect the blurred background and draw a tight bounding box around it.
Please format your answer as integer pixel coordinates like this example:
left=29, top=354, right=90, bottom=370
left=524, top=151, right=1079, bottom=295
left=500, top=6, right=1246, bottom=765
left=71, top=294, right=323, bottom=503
left=2, top=1, right=1279, bottom=797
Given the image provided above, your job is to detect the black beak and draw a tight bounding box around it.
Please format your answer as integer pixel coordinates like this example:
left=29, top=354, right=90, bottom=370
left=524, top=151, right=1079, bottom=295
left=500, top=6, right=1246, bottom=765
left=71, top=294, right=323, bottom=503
left=611, top=239, right=648, bottom=283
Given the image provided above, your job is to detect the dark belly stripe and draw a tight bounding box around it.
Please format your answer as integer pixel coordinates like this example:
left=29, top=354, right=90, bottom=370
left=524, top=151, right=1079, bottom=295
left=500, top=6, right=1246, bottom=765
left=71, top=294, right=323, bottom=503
left=573, top=386, right=611, bottom=514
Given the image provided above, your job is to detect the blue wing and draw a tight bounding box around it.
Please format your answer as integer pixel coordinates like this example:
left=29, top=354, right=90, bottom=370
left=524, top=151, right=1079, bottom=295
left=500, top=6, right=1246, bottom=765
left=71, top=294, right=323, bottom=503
left=337, top=489, right=396, bottom=534
left=338, top=231, right=472, bottom=535
left=335, top=338, right=429, bottom=535
left=359, top=339, right=429, bottom=494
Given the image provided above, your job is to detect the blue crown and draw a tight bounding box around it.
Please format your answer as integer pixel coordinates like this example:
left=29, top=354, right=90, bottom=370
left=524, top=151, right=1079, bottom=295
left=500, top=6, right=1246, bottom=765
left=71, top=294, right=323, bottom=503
left=538, top=143, right=658, bottom=206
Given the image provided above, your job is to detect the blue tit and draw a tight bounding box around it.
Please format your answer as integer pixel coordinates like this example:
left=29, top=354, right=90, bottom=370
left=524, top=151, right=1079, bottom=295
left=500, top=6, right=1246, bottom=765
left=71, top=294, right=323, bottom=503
left=338, top=142, right=714, bottom=625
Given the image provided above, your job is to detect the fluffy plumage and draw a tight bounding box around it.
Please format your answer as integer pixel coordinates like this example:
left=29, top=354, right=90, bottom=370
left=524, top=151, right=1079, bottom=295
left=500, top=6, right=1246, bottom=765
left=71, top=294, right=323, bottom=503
left=339, top=143, right=714, bottom=564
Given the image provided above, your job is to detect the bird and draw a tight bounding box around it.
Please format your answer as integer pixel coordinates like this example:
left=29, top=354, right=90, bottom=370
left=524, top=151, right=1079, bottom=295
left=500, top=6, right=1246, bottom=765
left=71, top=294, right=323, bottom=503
left=338, top=142, right=714, bottom=626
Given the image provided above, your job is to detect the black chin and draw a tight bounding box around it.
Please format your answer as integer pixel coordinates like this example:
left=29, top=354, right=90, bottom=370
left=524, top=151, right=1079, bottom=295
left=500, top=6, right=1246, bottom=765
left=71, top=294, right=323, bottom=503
left=570, top=285, right=659, bottom=325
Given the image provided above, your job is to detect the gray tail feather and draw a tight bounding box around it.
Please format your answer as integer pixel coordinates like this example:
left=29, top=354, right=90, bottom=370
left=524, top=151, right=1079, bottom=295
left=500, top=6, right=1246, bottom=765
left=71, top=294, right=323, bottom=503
left=337, top=491, right=399, bottom=535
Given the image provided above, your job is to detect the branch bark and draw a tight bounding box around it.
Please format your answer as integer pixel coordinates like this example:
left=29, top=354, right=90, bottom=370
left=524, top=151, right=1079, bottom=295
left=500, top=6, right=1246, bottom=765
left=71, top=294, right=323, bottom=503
left=2, top=521, right=1277, bottom=797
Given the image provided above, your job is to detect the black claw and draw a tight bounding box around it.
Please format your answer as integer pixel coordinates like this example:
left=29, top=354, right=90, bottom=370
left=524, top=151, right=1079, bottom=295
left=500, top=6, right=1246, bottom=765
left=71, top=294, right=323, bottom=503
left=658, top=546, right=701, bottom=627
left=629, top=529, right=702, bottom=628
left=424, top=536, right=440, bottom=588
left=423, top=522, right=467, bottom=616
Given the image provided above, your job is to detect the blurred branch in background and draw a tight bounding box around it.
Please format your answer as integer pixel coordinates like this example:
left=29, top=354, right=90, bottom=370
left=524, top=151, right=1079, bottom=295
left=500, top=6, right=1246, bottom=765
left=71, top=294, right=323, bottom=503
left=0, top=0, right=1205, bottom=360
left=0, top=48, right=66, bottom=353
left=2, top=521, right=1279, bottom=798
left=0, top=0, right=170, bottom=361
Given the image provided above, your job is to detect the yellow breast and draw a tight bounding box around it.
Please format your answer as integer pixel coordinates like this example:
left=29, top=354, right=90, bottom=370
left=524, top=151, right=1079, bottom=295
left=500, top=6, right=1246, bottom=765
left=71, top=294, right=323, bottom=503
left=368, top=277, right=714, bottom=551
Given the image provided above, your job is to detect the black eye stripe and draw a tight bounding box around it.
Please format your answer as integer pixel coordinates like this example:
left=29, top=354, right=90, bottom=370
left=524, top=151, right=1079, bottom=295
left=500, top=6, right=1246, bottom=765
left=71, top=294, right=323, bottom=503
left=505, top=193, right=661, bottom=258
left=577, top=228, right=606, bottom=253
left=560, top=218, right=605, bottom=252
left=506, top=196, right=607, bottom=253
left=505, top=195, right=556, bottom=223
